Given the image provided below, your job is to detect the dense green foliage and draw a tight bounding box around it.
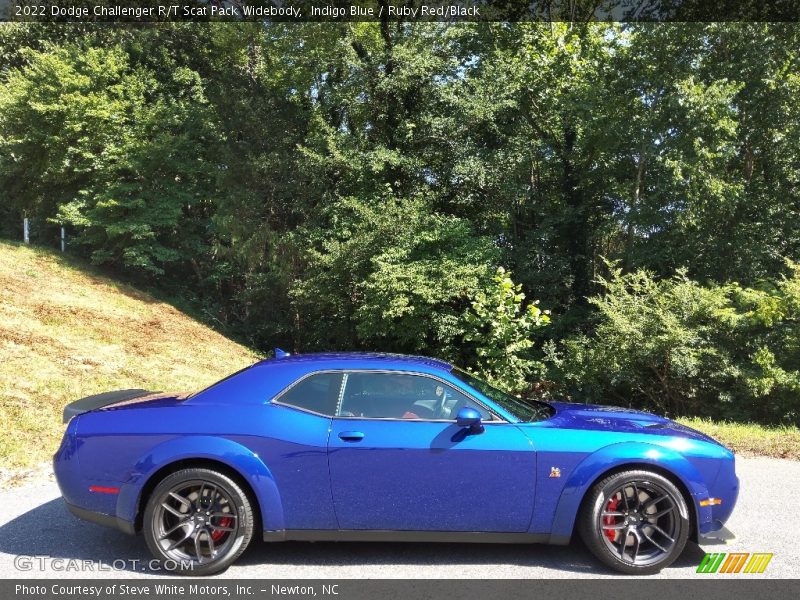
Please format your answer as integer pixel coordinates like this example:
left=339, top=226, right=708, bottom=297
left=1, top=22, right=799, bottom=423
left=548, top=264, right=800, bottom=423
left=0, top=44, right=214, bottom=273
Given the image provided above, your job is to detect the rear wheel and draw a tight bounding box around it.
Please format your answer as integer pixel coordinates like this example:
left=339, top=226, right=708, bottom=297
left=143, top=468, right=254, bottom=575
left=578, top=469, right=690, bottom=575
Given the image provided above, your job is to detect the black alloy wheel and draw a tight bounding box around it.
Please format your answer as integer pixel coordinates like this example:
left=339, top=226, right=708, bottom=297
left=143, top=468, right=254, bottom=575
left=578, top=469, right=690, bottom=575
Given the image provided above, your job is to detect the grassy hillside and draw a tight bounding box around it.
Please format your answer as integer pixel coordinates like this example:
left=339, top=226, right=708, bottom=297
left=0, top=241, right=260, bottom=470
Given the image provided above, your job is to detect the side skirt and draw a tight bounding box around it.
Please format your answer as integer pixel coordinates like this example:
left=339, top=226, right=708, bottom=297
left=263, top=529, right=559, bottom=544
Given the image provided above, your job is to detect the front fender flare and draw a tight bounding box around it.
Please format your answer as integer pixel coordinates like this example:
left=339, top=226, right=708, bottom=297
left=115, top=436, right=284, bottom=532
left=548, top=442, right=712, bottom=542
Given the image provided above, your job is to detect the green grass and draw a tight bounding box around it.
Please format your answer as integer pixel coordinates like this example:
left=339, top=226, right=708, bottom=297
left=0, top=240, right=261, bottom=470
left=678, top=417, right=800, bottom=460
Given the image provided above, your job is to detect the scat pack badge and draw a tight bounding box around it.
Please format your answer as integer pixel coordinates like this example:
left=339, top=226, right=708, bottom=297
left=549, top=466, right=561, bottom=478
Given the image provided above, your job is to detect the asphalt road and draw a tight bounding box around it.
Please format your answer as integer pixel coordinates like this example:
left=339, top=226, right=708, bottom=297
left=0, top=456, right=797, bottom=579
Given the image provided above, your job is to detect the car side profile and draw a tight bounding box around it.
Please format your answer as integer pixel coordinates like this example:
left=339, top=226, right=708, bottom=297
left=54, top=351, right=738, bottom=575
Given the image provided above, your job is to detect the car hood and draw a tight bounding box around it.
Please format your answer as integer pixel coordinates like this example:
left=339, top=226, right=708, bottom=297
left=545, top=400, right=719, bottom=444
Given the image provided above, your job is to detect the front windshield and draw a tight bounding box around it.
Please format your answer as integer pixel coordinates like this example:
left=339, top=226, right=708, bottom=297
left=451, top=368, right=553, bottom=423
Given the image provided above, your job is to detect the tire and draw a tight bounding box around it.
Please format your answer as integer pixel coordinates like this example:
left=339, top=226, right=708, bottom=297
left=578, top=469, right=690, bottom=575
left=143, top=468, right=254, bottom=576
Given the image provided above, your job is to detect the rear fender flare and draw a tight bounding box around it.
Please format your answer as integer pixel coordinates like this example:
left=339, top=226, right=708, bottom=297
left=116, top=436, right=284, bottom=531
left=548, top=441, right=712, bottom=542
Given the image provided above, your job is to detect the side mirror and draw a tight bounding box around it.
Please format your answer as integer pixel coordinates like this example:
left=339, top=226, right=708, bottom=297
left=456, top=406, right=484, bottom=434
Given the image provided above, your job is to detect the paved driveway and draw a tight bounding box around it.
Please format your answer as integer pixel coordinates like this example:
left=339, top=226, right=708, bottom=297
left=0, top=456, right=796, bottom=579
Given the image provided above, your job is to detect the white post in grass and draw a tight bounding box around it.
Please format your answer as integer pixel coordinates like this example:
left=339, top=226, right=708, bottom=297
left=23, top=218, right=29, bottom=244
left=60, top=226, right=66, bottom=252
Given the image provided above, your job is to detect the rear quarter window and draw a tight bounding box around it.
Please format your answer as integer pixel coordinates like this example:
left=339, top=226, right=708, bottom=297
left=275, top=372, right=343, bottom=416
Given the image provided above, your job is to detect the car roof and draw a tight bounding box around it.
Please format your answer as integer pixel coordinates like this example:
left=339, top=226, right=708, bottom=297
left=260, top=351, right=453, bottom=372
left=188, top=351, right=459, bottom=408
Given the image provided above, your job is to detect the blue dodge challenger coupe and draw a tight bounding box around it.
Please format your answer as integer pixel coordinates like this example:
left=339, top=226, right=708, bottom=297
left=54, top=351, right=738, bottom=575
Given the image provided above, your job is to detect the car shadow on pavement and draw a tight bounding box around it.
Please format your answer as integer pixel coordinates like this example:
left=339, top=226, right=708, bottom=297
left=0, top=498, right=707, bottom=577
left=236, top=537, right=707, bottom=577
left=237, top=539, right=607, bottom=575
left=0, top=498, right=162, bottom=576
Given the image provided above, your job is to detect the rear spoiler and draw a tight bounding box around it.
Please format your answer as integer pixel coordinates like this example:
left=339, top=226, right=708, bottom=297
left=63, top=389, right=153, bottom=423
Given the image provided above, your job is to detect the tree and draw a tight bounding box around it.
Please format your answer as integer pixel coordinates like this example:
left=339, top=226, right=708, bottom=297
left=0, top=39, right=217, bottom=276
left=462, top=267, right=550, bottom=393
left=290, top=196, right=497, bottom=354
left=550, top=263, right=800, bottom=423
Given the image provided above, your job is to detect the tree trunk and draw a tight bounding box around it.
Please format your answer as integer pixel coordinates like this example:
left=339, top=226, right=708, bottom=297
left=624, top=142, right=646, bottom=271
left=560, top=124, right=591, bottom=305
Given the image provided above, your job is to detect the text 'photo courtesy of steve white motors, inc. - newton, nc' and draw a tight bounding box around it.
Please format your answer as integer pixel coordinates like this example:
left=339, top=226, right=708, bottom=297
left=9, top=2, right=481, bottom=19
left=15, top=583, right=338, bottom=597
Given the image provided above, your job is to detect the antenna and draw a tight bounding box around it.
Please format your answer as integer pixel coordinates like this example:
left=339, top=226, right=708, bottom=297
left=274, top=348, right=291, bottom=358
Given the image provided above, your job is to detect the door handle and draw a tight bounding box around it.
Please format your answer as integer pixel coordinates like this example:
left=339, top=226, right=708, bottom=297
left=338, top=431, right=365, bottom=441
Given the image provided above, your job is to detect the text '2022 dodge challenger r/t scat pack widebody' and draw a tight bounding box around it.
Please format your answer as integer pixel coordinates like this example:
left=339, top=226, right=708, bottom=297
left=54, top=351, right=738, bottom=575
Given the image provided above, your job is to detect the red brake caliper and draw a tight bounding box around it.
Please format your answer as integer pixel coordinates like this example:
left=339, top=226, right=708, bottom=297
left=211, top=516, right=233, bottom=542
left=603, top=496, right=619, bottom=543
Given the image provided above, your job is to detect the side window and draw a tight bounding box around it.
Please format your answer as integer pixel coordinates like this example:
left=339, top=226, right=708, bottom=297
left=338, top=372, right=492, bottom=421
left=276, top=372, right=343, bottom=416
left=445, top=386, right=493, bottom=421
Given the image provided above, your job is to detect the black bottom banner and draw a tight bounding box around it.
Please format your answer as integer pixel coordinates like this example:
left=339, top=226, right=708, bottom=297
left=5, top=579, right=800, bottom=600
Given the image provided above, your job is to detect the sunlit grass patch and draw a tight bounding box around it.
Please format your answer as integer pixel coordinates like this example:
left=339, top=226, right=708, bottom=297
left=679, top=417, right=800, bottom=460
left=0, top=240, right=260, bottom=470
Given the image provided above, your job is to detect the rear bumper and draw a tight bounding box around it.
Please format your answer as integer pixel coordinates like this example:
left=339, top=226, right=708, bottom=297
left=64, top=501, right=136, bottom=535
left=55, top=416, right=134, bottom=526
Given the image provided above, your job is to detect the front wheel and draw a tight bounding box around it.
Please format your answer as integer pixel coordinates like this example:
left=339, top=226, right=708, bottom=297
left=578, top=469, right=690, bottom=575
left=143, top=468, right=254, bottom=576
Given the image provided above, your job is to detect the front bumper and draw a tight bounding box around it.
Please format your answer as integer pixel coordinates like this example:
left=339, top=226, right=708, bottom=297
left=699, top=524, right=735, bottom=545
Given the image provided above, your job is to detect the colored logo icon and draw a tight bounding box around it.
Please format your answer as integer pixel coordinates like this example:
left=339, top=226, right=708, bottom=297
left=697, top=553, right=773, bottom=574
